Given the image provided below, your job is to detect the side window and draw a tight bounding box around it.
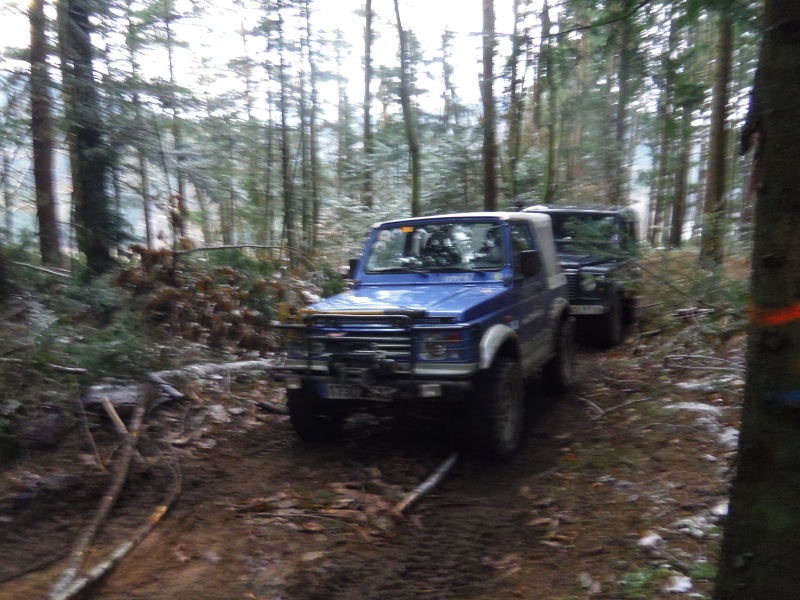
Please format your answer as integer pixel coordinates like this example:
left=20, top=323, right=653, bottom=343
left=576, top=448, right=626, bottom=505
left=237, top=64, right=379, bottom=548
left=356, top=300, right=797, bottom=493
left=509, top=222, right=534, bottom=275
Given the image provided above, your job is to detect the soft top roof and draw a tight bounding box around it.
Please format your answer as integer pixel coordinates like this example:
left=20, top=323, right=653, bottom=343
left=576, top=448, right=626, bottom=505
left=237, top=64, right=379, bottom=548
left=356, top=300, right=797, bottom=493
left=523, top=205, right=636, bottom=218
left=373, top=211, right=552, bottom=229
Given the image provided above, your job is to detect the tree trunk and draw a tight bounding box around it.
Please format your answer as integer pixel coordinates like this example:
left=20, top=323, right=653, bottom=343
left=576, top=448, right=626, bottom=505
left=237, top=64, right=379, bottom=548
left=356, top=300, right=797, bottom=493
left=305, top=0, right=321, bottom=247
left=335, top=29, right=350, bottom=198
left=505, top=0, right=524, bottom=203
left=30, top=0, right=63, bottom=267
left=714, top=2, right=800, bottom=597
left=669, top=108, right=692, bottom=248
left=277, top=5, right=296, bottom=264
left=610, top=0, right=634, bottom=205
left=541, top=2, right=557, bottom=204
left=650, top=17, right=678, bottom=246
left=698, top=9, right=733, bottom=268
left=59, top=0, right=115, bottom=274
left=165, top=15, right=188, bottom=242
left=362, top=0, right=374, bottom=209
left=481, top=0, right=497, bottom=211
left=566, top=25, right=588, bottom=183
left=2, top=148, right=12, bottom=242
left=393, top=0, right=421, bottom=217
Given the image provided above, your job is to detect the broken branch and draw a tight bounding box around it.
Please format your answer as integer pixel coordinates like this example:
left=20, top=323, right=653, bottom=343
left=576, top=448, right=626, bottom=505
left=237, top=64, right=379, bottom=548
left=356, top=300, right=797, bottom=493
left=392, top=452, right=458, bottom=517
left=48, top=446, right=181, bottom=600
left=48, top=393, right=148, bottom=600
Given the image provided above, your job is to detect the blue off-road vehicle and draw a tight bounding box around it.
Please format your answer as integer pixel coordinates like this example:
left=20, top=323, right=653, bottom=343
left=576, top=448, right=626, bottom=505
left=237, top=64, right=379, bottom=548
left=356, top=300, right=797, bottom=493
left=273, top=212, right=575, bottom=459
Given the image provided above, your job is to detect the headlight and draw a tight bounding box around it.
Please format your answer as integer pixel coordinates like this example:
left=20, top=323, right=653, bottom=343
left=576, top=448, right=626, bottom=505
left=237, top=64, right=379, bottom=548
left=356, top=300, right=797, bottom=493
left=422, top=333, right=447, bottom=359
left=579, top=273, right=597, bottom=292
left=310, top=340, right=327, bottom=354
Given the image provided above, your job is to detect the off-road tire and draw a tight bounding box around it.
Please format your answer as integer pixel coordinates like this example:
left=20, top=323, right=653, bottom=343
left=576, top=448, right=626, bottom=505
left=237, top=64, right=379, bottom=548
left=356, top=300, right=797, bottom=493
left=287, top=388, right=344, bottom=441
left=468, top=357, right=525, bottom=460
left=596, top=290, right=623, bottom=348
left=542, top=316, right=576, bottom=393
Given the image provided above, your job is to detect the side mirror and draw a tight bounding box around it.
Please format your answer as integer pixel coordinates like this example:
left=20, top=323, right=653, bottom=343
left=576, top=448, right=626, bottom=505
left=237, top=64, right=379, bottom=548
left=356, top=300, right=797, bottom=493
left=519, top=249, right=541, bottom=277
left=348, top=258, right=360, bottom=279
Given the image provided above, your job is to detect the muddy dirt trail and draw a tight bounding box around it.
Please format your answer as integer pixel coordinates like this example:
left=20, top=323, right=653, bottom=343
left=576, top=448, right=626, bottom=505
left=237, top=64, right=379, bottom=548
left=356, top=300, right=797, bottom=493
left=0, top=337, right=740, bottom=599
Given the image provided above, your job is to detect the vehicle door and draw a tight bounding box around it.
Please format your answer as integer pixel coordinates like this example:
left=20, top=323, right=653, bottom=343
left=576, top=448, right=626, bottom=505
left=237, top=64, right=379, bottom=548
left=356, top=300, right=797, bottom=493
left=509, top=220, right=549, bottom=369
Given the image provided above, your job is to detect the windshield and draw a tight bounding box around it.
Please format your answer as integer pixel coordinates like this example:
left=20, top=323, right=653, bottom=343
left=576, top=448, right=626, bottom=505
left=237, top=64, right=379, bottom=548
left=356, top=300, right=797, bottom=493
left=364, top=221, right=506, bottom=272
left=549, top=214, right=619, bottom=252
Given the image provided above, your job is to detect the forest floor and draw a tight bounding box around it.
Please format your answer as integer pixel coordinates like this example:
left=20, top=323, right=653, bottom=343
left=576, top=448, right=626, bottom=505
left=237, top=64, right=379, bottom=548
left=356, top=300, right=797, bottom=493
left=0, top=255, right=748, bottom=600
left=0, top=331, right=744, bottom=599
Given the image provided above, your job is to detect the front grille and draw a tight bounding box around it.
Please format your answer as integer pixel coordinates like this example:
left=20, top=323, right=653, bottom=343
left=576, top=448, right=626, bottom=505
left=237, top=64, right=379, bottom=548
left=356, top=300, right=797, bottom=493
left=274, top=314, right=478, bottom=370
left=565, top=271, right=578, bottom=301
left=312, top=331, right=412, bottom=359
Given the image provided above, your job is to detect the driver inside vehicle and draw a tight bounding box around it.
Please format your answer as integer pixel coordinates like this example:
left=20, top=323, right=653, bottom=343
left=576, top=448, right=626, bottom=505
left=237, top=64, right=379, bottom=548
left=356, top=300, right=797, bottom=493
left=474, top=227, right=504, bottom=264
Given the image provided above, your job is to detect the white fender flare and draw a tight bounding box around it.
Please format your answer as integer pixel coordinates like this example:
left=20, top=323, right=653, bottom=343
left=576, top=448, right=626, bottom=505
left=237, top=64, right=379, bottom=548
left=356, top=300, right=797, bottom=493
left=479, top=324, right=519, bottom=370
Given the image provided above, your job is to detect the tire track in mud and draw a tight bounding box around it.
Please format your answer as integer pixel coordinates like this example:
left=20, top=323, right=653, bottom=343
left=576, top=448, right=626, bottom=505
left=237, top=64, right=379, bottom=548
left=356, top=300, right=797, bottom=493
left=284, top=386, right=580, bottom=600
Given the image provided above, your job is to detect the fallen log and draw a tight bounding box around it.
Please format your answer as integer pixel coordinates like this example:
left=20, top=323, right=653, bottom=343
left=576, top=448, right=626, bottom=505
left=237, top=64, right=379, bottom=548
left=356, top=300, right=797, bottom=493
left=146, top=373, right=185, bottom=401
left=153, top=358, right=274, bottom=381
left=392, top=452, right=458, bottom=517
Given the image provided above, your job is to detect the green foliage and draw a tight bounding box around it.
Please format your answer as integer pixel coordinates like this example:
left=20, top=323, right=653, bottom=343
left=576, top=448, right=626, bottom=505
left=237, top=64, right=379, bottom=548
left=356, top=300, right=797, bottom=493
left=320, top=265, right=345, bottom=298
left=618, top=566, right=672, bottom=597
left=195, top=249, right=279, bottom=279
left=640, top=250, right=749, bottom=340
left=690, top=561, right=717, bottom=581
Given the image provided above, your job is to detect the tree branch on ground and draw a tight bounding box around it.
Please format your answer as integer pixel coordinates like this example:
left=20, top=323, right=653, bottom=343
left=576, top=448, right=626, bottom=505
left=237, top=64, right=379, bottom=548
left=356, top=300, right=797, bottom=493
left=392, top=452, right=458, bottom=517
left=47, top=393, right=148, bottom=599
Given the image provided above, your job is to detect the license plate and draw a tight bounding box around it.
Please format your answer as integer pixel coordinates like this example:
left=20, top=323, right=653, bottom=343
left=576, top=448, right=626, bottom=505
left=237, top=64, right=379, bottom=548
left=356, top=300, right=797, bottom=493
left=570, top=305, right=605, bottom=315
left=323, top=383, right=394, bottom=402
left=324, top=383, right=364, bottom=399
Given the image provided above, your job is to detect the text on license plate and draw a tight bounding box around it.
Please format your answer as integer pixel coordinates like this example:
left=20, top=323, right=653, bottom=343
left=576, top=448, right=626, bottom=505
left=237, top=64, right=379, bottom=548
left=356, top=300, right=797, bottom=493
left=570, top=305, right=605, bottom=315
left=323, top=383, right=393, bottom=401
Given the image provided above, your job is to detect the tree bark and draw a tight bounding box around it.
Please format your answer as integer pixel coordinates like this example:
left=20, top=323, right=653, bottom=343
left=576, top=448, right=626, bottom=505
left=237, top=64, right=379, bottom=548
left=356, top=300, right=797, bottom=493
left=699, top=8, right=733, bottom=268
left=277, top=3, right=296, bottom=265
left=58, top=0, right=115, bottom=274
left=669, top=108, right=692, bottom=249
left=393, top=0, right=421, bottom=217
left=481, top=0, right=497, bottom=211
left=305, top=0, right=321, bottom=247
left=30, top=0, right=63, bottom=267
left=650, top=16, right=678, bottom=246
left=609, top=0, right=634, bottom=206
left=362, top=0, right=374, bottom=209
left=541, top=1, right=557, bottom=204
left=714, top=1, right=800, bottom=597
left=505, top=0, right=524, bottom=202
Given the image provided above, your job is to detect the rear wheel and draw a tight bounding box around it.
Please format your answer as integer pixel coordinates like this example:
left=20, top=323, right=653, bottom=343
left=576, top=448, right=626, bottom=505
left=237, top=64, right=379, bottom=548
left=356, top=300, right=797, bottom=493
left=468, top=357, right=524, bottom=460
left=287, top=387, right=344, bottom=441
left=542, top=316, right=576, bottom=393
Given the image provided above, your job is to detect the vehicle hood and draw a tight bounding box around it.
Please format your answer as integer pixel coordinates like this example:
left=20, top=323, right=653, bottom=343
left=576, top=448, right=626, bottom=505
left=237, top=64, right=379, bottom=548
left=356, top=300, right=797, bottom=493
left=308, top=283, right=509, bottom=321
left=557, top=251, right=614, bottom=269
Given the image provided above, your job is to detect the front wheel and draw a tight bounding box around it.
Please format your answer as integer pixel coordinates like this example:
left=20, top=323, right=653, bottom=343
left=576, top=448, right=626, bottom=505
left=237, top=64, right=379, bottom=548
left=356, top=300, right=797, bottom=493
left=287, top=387, right=344, bottom=441
left=468, top=357, right=525, bottom=460
left=596, top=291, right=623, bottom=348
